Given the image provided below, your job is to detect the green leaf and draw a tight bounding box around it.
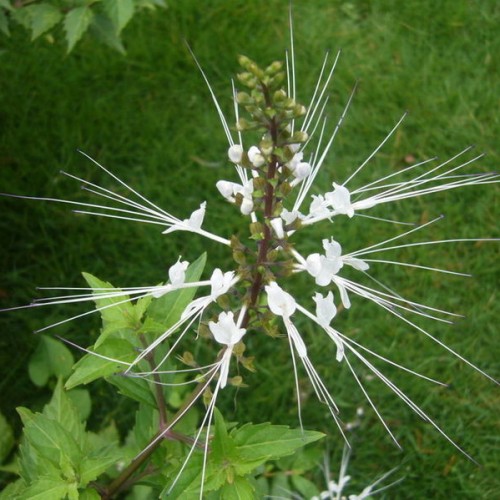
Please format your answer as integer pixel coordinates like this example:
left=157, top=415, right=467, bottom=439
left=0, top=412, right=14, bottom=463
left=107, top=372, right=156, bottom=407
left=211, top=408, right=237, bottom=466
left=147, top=253, right=207, bottom=329
left=103, top=0, right=134, bottom=34
left=22, top=476, right=71, bottom=499
left=11, top=6, right=31, bottom=29
left=0, top=9, right=9, bottom=36
left=17, top=408, right=82, bottom=467
left=85, top=422, right=120, bottom=455
left=25, top=4, right=62, bottom=40
left=132, top=404, right=159, bottom=451
left=0, top=479, right=26, bottom=499
left=79, top=448, right=124, bottom=486
left=43, top=379, right=85, bottom=449
left=136, top=0, right=167, bottom=8
left=220, top=476, right=255, bottom=500
left=291, top=474, right=320, bottom=498
left=231, top=422, right=324, bottom=463
left=0, top=0, right=13, bottom=11
left=28, top=335, right=74, bottom=387
left=79, top=489, right=101, bottom=500
left=67, top=388, right=92, bottom=421
left=88, top=13, right=126, bottom=54
left=82, top=272, right=138, bottom=348
left=65, top=338, right=135, bottom=389
left=64, top=6, right=94, bottom=53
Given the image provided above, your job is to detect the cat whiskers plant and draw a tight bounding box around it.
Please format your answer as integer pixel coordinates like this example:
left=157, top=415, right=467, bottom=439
left=2, top=11, right=498, bottom=499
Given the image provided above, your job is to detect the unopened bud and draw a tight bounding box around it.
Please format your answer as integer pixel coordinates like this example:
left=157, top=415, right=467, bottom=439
left=266, top=60, right=283, bottom=75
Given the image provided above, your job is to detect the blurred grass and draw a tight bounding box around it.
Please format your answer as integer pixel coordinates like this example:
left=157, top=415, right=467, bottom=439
left=0, top=0, right=498, bottom=497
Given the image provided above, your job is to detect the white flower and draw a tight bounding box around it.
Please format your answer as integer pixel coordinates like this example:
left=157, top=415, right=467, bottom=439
left=228, top=144, right=243, bottom=163
left=216, top=178, right=255, bottom=215
left=209, top=268, right=236, bottom=300
left=302, top=239, right=368, bottom=292
left=308, top=194, right=331, bottom=219
left=313, top=291, right=336, bottom=327
left=169, top=258, right=189, bottom=286
left=325, top=182, right=355, bottom=217
left=248, top=146, right=265, bottom=167
left=151, top=257, right=189, bottom=298
left=163, top=202, right=206, bottom=235
left=281, top=208, right=302, bottom=225
left=216, top=180, right=239, bottom=200
left=209, top=311, right=246, bottom=347
left=265, top=282, right=296, bottom=318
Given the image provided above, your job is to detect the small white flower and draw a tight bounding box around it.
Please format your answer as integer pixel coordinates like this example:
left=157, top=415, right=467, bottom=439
left=151, top=258, right=189, bottom=298
left=308, top=194, right=331, bottom=219
left=325, top=182, right=355, bottom=217
left=209, top=311, right=246, bottom=347
left=281, top=208, right=302, bottom=225
left=228, top=144, right=243, bottom=163
left=209, top=309, right=247, bottom=390
left=265, top=282, right=296, bottom=318
left=313, top=291, right=336, bottom=327
left=162, top=202, right=207, bottom=235
left=169, top=258, right=189, bottom=286
left=305, top=253, right=341, bottom=287
left=216, top=180, right=238, bottom=200
left=248, top=145, right=265, bottom=167
left=209, top=268, right=236, bottom=300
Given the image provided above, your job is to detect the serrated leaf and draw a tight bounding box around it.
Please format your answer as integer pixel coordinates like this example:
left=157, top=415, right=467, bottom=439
left=103, top=0, right=134, bottom=34
left=88, top=13, right=125, bottom=54
left=65, top=338, right=135, bottom=389
left=82, top=272, right=138, bottom=348
left=43, top=379, right=85, bottom=448
left=220, top=475, right=255, bottom=500
left=107, top=372, right=156, bottom=407
left=23, top=476, right=71, bottom=499
left=79, top=448, right=123, bottom=486
left=0, top=479, right=26, bottom=499
left=64, top=6, right=94, bottom=53
left=211, top=408, right=237, bottom=465
left=147, top=253, right=207, bottom=329
left=0, top=412, right=14, bottom=463
left=17, top=408, right=82, bottom=467
left=25, top=4, right=62, bottom=40
left=231, top=423, right=324, bottom=463
left=28, top=335, right=74, bottom=387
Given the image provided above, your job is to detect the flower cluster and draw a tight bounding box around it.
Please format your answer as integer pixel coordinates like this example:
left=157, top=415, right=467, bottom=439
left=5, top=23, right=498, bottom=498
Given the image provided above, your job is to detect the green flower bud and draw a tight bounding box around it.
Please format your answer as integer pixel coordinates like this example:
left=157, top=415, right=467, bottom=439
left=236, top=91, right=253, bottom=105
left=265, top=60, right=283, bottom=75
left=291, top=130, right=309, bottom=143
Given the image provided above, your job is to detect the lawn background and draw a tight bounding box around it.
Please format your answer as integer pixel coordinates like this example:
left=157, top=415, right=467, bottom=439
left=0, top=0, right=498, bottom=497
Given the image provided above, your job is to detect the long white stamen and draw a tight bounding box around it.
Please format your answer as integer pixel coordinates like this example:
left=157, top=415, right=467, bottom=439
left=343, top=112, right=408, bottom=187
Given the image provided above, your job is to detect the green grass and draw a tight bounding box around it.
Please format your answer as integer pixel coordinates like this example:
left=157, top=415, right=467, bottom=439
left=0, top=0, right=498, bottom=497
